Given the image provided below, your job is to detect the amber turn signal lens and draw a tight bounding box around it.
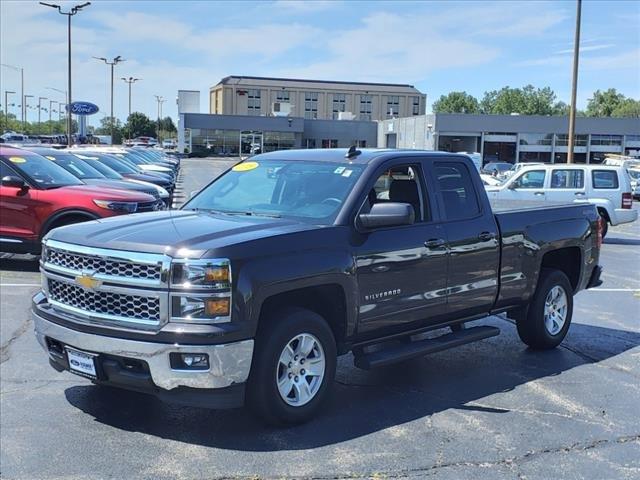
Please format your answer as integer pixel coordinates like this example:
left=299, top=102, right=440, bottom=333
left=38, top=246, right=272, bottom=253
left=204, top=266, right=229, bottom=283
left=205, top=298, right=230, bottom=316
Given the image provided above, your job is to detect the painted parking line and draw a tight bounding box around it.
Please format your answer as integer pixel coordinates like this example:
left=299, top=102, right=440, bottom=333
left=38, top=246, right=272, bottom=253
left=589, top=288, right=640, bottom=292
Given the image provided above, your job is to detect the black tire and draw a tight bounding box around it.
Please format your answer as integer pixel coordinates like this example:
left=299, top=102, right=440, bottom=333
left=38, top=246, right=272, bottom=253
left=516, top=268, right=573, bottom=350
left=247, top=307, right=337, bottom=426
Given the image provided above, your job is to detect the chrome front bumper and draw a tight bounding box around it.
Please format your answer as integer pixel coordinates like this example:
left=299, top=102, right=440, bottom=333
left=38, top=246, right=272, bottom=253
left=33, top=310, right=254, bottom=391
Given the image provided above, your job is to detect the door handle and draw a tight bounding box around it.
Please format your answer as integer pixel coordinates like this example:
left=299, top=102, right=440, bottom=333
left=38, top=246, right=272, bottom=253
left=534, top=192, right=545, bottom=196
left=478, top=232, right=496, bottom=241
left=424, top=238, right=446, bottom=248
left=574, top=192, right=585, bottom=196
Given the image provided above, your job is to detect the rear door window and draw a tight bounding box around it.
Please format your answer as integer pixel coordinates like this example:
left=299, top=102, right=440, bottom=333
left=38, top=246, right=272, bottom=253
left=592, top=170, right=619, bottom=189
left=551, top=169, right=584, bottom=189
left=434, top=162, right=480, bottom=221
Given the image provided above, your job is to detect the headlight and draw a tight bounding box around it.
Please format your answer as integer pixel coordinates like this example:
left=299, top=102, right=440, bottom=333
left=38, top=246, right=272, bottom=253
left=93, top=199, right=138, bottom=213
left=171, top=295, right=230, bottom=323
left=171, top=260, right=230, bottom=289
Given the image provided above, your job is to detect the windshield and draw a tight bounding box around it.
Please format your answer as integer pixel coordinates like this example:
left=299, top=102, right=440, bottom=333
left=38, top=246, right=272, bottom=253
left=1, top=151, right=84, bottom=188
left=93, top=154, right=140, bottom=174
left=40, top=152, right=105, bottom=179
left=72, top=154, right=123, bottom=179
left=628, top=170, right=640, bottom=180
left=119, top=151, right=149, bottom=165
left=185, top=159, right=364, bottom=223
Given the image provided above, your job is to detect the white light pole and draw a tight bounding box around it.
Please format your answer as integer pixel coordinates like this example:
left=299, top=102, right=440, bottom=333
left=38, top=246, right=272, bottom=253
left=40, top=2, right=91, bottom=146
left=38, top=96, right=47, bottom=133
left=1, top=64, right=25, bottom=128
left=154, top=95, right=165, bottom=143
left=94, top=56, right=124, bottom=144
left=4, top=90, right=16, bottom=126
left=121, top=77, right=141, bottom=118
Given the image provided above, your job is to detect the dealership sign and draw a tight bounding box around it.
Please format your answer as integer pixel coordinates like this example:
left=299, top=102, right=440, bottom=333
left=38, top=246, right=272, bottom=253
left=66, top=101, right=99, bottom=115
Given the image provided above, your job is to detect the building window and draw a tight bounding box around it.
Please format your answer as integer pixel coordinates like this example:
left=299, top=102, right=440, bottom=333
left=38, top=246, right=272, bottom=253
left=359, top=95, right=372, bottom=121
left=247, top=89, right=261, bottom=115
left=332, top=93, right=346, bottom=119
left=321, top=139, right=338, bottom=148
left=304, top=139, right=316, bottom=149
left=352, top=140, right=367, bottom=148
left=555, top=134, right=588, bottom=146
left=276, top=90, right=290, bottom=102
left=304, top=91, right=318, bottom=119
left=626, top=135, right=640, bottom=142
left=519, top=133, right=553, bottom=146
left=590, top=134, right=622, bottom=146
left=386, top=95, right=399, bottom=117
left=411, top=96, right=420, bottom=115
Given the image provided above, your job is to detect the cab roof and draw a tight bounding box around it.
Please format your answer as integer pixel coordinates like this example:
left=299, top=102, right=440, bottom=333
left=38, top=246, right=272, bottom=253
left=254, top=148, right=463, bottom=165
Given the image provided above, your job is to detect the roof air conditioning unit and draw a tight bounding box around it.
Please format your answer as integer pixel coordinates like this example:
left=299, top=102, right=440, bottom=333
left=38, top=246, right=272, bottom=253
left=272, top=102, right=292, bottom=117
left=338, top=111, right=356, bottom=121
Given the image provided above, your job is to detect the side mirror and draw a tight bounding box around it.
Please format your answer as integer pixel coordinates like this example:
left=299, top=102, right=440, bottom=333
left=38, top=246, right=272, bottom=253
left=358, top=202, right=415, bottom=229
left=507, top=182, right=517, bottom=190
left=1, top=175, right=27, bottom=190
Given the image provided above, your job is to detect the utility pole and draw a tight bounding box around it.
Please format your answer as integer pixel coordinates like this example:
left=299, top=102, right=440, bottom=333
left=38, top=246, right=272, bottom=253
left=23, top=95, right=33, bottom=126
left=567, top=0, right=582, bottom=164
left=38, top=97, right=47, bottom=134
left=40, top=2, right=91, bottom=146
left=49, top=100, right=57, bottom=134
left=45, top=87, right=68, bottom=135
left=154, top=95, right=165, bottom=143
left=94, top=56, right=124, bottom=144
left=121, top=77, right=141, bottom=118
left=1, top=64, right=25, bottom=129
left=4, top=91, right=16, bottom=127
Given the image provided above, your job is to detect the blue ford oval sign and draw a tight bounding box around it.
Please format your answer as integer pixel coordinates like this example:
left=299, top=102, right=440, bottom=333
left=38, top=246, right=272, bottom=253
left=66, top=101, right=99, bottom=116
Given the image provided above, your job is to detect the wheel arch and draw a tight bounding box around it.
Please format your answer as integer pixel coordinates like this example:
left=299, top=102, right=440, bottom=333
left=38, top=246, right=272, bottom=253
left=41, top=209, right=100, bottom=239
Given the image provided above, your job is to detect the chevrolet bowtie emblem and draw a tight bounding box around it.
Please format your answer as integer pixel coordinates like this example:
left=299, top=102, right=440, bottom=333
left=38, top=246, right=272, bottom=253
left=75, top=274, right=102, bottom=290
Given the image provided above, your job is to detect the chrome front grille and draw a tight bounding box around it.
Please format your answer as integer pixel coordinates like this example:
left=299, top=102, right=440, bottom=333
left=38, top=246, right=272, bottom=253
left=48, top=278, right=160, bottom=324
left=41, top=239, right=171, bottom=331
left=46, top=247, right=162, bottom=281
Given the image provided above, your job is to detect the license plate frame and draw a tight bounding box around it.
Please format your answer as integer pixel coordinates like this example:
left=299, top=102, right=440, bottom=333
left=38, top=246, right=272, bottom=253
left=65, top=347, right=98, bottom=380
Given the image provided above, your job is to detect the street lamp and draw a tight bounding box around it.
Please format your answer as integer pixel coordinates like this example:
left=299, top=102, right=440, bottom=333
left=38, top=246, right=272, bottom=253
left=154, top=95, right=165, bottom=143
left=38, top=97, right=47, bottom=134
left=40, top=2, right=91, bottom=146
left=4, top=91, right=16, bottom=126
left=1, top=64, right=25, bottom=128
left=23, top=95, right=34, bottom=126
left=94, top=55, right=124, bottom=144
left=45, top=87, right=68, bottom=133
left=49, top=100, right=58, bottom=134
left=121, top=77, right=141, bottom=118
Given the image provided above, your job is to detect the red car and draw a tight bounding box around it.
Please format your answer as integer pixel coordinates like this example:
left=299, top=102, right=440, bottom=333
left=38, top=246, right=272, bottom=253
left=0, top=146, right=160, bottom=254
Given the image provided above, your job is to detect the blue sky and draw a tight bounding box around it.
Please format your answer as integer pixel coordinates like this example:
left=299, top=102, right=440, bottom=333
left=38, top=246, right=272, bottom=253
left=1, top=0, right=638, bottom=126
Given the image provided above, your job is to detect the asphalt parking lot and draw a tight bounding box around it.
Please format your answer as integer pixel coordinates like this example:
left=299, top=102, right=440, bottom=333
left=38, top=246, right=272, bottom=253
left=1, top=158, right=639, bottom=480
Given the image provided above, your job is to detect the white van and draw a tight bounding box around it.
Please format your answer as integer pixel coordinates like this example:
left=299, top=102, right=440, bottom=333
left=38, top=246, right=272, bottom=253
left=486, top=163, right=637, bottom=236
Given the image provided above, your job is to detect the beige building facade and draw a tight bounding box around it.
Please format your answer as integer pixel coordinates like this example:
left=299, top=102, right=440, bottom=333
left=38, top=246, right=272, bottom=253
left=210, top=76, right=425, bottom=121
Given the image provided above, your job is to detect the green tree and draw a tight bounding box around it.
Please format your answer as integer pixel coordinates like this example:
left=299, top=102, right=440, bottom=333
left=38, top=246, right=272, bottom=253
left=95, top=116, right=124, bottom=144
left=124, top=112, right=156, bottom=139
left=481, top=85, right=560, bottom=115
left=611, top=98, right=640, bottom=118
left=158, top=116, right=176, bottom=133
left=432, top=91, right=480, bottom=113
left=586, top=89, right=626, bottom=117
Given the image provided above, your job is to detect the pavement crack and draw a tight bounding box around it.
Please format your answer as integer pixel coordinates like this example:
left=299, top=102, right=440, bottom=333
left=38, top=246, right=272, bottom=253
left=0, top=316, right=32, bottom=364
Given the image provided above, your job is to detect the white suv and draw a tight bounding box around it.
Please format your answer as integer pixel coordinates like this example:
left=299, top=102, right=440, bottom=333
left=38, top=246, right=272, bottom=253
left=486, top=163, right=637, bottom=236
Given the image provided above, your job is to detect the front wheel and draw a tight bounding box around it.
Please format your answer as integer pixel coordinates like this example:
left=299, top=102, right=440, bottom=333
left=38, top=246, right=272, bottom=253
left=516, top=269, right=573, bottom=350
left=247, top=308, right=337, bottom=425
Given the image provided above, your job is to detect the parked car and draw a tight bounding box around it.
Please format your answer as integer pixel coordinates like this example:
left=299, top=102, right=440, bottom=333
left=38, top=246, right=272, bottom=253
left=33, top=149, right=603, bottom=424
left=0, top=146, right=159, bottom=254
left=628, top=168, right=640, bottom=200
left=481, top=161, right=513, bottom=178
left=73, top=151, right=175, bottom=194
left=22, top=147, right=168, bottom=207
left=456, top=152, right=482, bottom=172
left=486, top=163, right=637, bottom=236
left=162, top=139, right=177, bottom=149
left=72, top=147, right=177, bottom=178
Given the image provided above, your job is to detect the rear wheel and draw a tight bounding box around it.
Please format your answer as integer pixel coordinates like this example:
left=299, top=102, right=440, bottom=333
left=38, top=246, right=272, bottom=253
left=516, top=269, right=573, bottom=350
left=247, top=308, right=336, bottom=425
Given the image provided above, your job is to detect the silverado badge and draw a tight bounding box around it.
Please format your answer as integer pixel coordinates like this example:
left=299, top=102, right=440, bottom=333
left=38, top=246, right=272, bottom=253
left=75, top=273, right=102, bottom=290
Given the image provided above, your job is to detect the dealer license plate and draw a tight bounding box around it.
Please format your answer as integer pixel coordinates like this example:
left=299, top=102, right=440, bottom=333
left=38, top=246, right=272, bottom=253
left=66, top=347, right=97, bottom=379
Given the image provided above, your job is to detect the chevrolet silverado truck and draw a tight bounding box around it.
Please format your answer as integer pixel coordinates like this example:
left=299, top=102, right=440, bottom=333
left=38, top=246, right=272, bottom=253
left=32, top=148, right=603, bottom=425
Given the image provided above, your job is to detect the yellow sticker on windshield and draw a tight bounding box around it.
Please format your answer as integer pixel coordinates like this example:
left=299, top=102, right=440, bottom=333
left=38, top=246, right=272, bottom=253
left=8, top=156, right=26, bottom=163
left=232, top=161, right=259, bottom=172
left=45, top=156, right=56, bottom=160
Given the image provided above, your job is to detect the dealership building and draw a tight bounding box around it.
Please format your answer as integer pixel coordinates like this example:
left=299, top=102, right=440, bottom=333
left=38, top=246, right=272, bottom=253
left=177, top=76, right=638, bottom=162
left=378, top=113, right=640, bottom=163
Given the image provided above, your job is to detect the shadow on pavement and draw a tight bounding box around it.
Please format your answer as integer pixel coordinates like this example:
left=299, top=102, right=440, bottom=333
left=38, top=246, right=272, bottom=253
left=64, top=320, right=639, bottom=451
left=604, top=237, right=640, bottom=246
left=0, top=256, right=40, bottom=272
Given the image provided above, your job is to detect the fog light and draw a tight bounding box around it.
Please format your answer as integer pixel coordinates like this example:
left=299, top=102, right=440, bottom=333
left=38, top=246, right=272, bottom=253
left=170, top=353, right=209, bottom=370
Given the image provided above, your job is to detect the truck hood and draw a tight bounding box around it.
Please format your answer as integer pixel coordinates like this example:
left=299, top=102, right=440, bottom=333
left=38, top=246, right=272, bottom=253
left=46, top=209, right=317, bottom=257
left=61, top=184, right=156, bottom=202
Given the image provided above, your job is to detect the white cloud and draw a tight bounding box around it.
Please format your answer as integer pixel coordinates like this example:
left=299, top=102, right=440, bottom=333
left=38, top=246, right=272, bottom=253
left=554, top=44, right=615, bottom=55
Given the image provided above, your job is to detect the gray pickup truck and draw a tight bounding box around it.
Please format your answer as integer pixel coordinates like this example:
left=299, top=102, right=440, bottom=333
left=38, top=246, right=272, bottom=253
left=32, top=148, right=603, bottom=424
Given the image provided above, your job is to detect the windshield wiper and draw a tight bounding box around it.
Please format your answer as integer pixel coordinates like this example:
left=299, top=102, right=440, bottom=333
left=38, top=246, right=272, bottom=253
left=221, top=210, right=282, bottom=218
